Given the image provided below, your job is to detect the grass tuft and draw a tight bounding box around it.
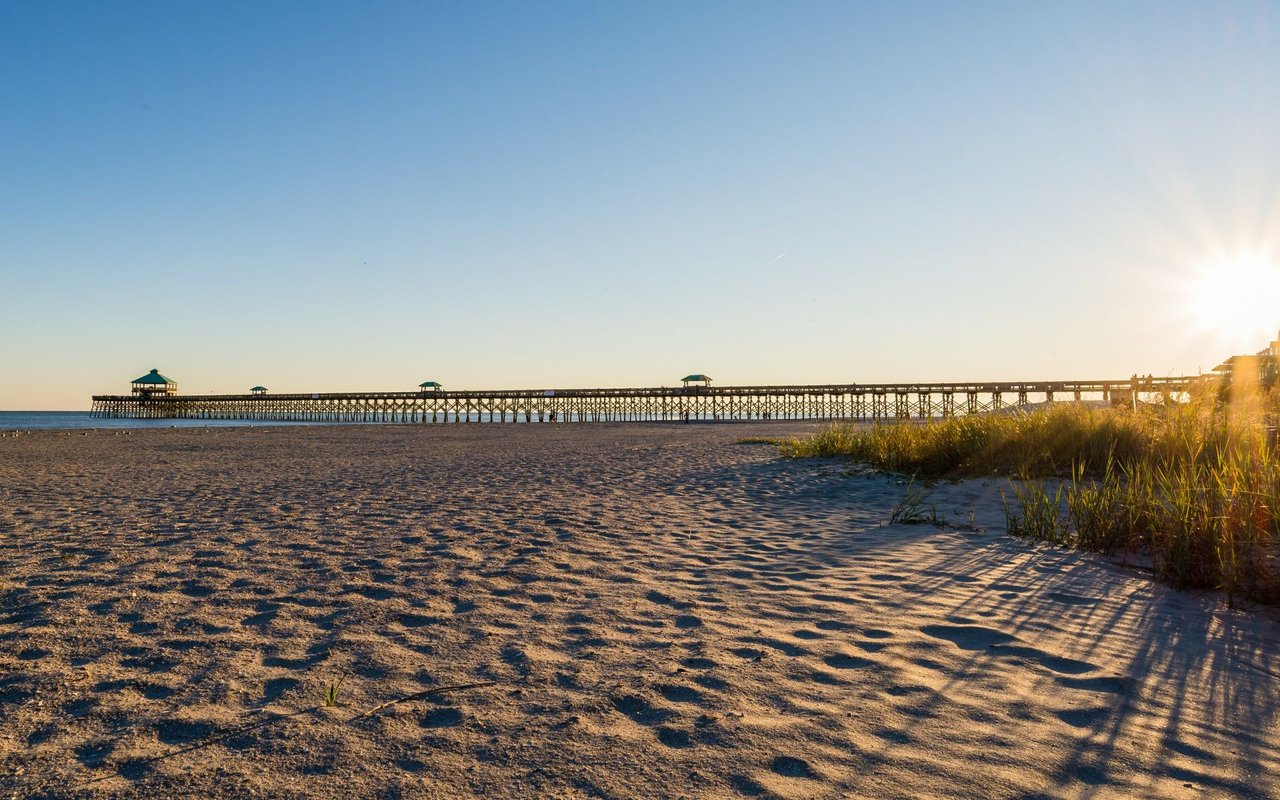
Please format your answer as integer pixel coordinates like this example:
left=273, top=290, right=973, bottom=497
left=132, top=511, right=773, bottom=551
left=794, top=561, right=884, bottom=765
left=888, top=477, right=938, bottom=526
left=782, top=396, right=1280, bottom=604
left=324, top=675, right=346, bottom=708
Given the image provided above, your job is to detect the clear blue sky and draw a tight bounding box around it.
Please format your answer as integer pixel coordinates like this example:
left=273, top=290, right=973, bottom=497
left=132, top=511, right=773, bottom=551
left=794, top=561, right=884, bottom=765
left=4, top=1, right=1279, bottom=409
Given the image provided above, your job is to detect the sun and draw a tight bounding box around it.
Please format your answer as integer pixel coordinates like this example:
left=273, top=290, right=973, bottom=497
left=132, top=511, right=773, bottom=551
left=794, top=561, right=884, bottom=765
left=1186, top=252, right=1280, bottom=347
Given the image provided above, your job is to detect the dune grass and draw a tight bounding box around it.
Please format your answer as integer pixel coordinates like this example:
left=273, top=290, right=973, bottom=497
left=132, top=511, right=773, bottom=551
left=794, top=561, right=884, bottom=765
left=780, top=397, right=1280, bottom=604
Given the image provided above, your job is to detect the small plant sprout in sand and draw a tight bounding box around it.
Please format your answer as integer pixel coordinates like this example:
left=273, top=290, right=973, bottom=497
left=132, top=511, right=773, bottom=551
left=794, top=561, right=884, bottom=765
left=324, top=675, right=346, bottom=708
left=890, top=476, right=967, bottom=527
left=888, top=477, right=942, bottom=526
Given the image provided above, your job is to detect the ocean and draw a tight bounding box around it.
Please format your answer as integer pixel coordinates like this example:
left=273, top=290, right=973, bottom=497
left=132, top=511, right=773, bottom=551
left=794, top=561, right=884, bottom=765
left=0, top=411, right=324, bottom=431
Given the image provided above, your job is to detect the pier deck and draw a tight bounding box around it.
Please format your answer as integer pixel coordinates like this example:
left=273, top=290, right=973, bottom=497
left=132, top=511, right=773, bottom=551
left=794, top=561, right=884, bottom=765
left=91, top=377, right=1203, bottom=423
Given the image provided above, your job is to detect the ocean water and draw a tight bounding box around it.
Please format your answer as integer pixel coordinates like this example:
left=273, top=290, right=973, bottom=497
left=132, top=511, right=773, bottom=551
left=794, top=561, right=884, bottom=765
left=0, top=411, right=325, bottom=431
left=0, top=411, right=737, bottom=430
left=0, top=411, right=647, bottom=429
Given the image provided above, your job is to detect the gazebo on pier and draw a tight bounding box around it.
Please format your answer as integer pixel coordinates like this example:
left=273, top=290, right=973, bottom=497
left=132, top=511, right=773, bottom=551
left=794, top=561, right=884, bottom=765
left=418, top=381, right=443, bottom=392
left=681, top=374, right=712, bottom=388
left=1211, top=329, right=1280, bottom=392
left=250, top=386, right=268, bottom=395
left=131, top=369, right=177, bottom=397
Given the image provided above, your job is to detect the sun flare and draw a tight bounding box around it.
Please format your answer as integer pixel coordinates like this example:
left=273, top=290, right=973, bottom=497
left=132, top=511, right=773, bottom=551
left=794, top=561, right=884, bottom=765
left=1187, top=253, right=1280, bottom=346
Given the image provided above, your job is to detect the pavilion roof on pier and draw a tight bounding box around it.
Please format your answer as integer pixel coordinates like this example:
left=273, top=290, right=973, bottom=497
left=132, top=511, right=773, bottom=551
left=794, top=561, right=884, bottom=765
left=132, top=369, right=176, bottom=385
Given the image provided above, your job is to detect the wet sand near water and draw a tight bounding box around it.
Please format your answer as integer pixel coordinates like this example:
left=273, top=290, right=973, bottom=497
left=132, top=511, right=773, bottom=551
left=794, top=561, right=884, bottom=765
left=1, top=424, right=1277, bottom=798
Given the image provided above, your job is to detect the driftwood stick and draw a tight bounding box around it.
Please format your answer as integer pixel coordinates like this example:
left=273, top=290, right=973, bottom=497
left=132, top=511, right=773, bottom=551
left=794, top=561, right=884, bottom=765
left=75, top=706, right=318, bottom=787
left=347, top=681, right=497, bottom=723
left=74, top=680, right=498, bottom=787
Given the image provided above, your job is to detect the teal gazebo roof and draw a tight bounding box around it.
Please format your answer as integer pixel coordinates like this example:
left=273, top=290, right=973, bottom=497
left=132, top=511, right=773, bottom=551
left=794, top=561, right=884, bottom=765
left=250, top=386, right=268, bottom=393
left=132, top=369, right=176, bottom=385
left=418, top=381, right=443, bottom=389
left=681, top=374, right=712, bottom=383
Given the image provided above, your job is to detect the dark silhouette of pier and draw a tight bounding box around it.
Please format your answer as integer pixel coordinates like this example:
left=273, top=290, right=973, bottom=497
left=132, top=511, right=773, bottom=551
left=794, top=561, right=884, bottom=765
left=91, top=376, right=1201, bottom=423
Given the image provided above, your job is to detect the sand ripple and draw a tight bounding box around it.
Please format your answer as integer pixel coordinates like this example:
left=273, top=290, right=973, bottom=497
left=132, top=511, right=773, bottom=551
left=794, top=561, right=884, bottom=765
left=0, top=424, right=1277, bottom=798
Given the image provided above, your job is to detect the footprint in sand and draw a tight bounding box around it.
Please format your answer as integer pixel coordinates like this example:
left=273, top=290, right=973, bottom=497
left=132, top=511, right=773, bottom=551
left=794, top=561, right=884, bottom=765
left=728, top=774, right=768, bottom=796
left=139, top=683, right=177, bottom=701
left=397, top=613, right=442, bottom=628
left=1046, top=591, right=1102, bottom=606
left=1055, top=675, right=1127, bottom=693
left=730, top=647, right=765, bottom=660
left=988, top=583, right=1031, bottom=593
left=611, top=694, right=675, bottom=726
left=921, top=625, right=1099, bottom=675
left=27, top=726, right=56, bottom=747
left=991, top=645, right=1096, bottom=675
left=823, top=653, right=875, bottom=670
left=241, top=608, right=278, bottom=628
left=262, top=677, right=300, bottom=703
left=74, top=739, right=117, bottom=769
left=924, top=570, right=981, bottom=583
left=1164, top=739, right=1219, bottom=762
left=674, top=615, right=703, bottom=629
left=920, top=624, right=1014, bottom=650
left=64, top=697, right=98, bottom=718
left=353, top=585, right=395, bottom=601
left=646, top=590, right=691, bottom=609
left=738, top=637, right=807, bottom=657
left=421, top=706, right=463, bottom=728
left=554, top=671, right=580, bottom=690
left=655, top=726, right=692, bottom=748
left=770, top=755, right=819, bottom=779
left=656, top=684, right=705, bottom=704
left=814, top=620, right=855, bottom=632
left=871, top=727, right=915, bottom=745
left=1055, top=706, right=1112, bottom=728
left=693, top=674, right=728, bottom=691
left=811, top=592, right=858, bottom=606
left=156, top=719, right=212, bottom=746
left=808, top=670, right=848, bottom=686
left=886, top=684, right=931, bottom=697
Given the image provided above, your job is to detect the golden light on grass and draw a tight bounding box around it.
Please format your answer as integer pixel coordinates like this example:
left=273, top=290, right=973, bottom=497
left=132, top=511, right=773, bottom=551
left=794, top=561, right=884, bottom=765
left=782, top=399, right=1280, bottom=604
left=1186, top=251, right=1280, bottom=346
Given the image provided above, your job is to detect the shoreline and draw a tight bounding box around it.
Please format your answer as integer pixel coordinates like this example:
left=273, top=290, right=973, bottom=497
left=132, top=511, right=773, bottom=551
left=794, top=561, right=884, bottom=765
left=0, top=412, right=836, bottom=433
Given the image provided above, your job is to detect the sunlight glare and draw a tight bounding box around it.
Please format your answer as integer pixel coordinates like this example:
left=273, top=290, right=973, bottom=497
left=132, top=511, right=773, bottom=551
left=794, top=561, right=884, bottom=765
left=1187, top=253, right=1280, bottom=348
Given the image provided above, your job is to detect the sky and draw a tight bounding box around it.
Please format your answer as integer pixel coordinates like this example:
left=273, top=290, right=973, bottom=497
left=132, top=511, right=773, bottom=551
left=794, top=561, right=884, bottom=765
left=3, top=1, right=1280, bottom=409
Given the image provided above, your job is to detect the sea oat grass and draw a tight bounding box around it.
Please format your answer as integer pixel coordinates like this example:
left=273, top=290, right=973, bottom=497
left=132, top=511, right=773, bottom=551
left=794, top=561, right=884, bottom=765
left=783, top=397, right=1280, bottom=603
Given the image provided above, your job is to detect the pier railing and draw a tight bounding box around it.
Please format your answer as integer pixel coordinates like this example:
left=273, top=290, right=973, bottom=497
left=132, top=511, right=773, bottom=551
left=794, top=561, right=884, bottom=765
left=90, top=376, right=1205, bottom=423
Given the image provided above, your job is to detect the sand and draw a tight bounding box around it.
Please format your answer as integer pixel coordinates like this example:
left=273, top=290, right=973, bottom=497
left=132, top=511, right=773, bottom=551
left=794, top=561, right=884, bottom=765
left=0, top=423, right=1277, bottom=799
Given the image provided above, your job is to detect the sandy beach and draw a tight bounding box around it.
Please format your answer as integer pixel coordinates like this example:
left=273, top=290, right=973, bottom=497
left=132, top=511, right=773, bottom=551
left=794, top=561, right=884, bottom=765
left=1, top=423, right=1277, bottom=799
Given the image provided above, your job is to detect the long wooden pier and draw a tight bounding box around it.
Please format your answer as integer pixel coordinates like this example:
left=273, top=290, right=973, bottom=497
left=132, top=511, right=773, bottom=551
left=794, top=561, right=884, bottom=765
left=91, top=376, right=1204, bottom=423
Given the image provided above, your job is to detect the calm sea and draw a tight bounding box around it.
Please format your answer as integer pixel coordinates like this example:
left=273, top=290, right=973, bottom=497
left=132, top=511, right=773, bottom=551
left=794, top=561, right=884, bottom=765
left=0, top=411, right=324, bottom=431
